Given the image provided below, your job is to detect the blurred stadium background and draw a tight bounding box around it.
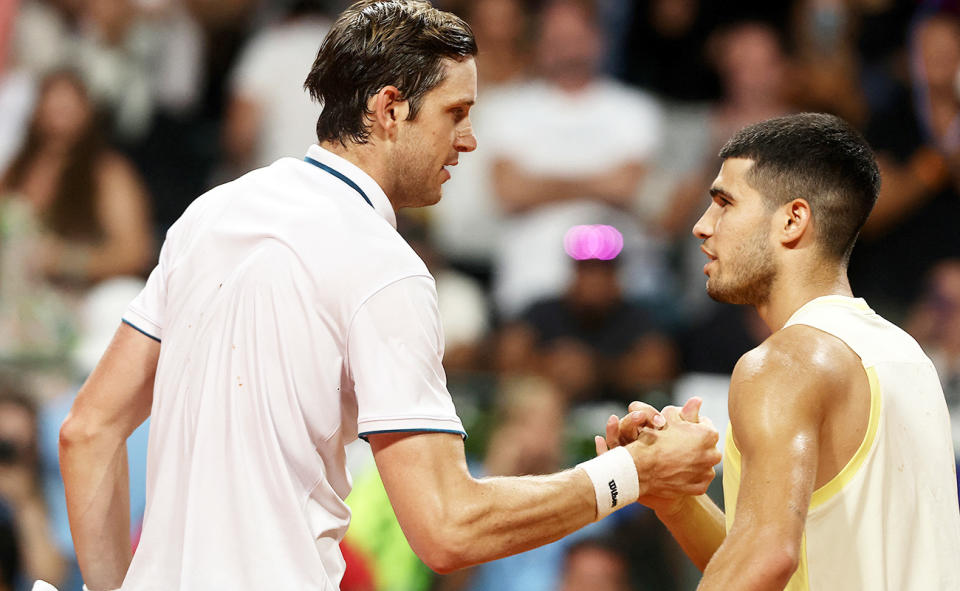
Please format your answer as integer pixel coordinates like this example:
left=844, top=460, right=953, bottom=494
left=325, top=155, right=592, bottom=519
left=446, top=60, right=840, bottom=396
left=1, top=0, right=959, bottom=589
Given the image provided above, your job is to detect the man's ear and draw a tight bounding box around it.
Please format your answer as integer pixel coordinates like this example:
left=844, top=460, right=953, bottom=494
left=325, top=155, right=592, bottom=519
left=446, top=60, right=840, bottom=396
left=779, top=198, right=812, bottom=247
left=367, top=85, right=409, bottom=140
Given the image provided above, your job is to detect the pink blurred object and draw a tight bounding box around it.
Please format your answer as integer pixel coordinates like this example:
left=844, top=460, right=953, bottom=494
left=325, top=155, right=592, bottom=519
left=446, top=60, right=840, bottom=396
left=563, top=224, right=624, bottom=261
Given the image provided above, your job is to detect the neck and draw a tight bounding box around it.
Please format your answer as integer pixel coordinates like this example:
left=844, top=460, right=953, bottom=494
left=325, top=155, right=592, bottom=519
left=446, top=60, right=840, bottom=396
left=319, top=139, right=399, bottom=211
left=756, top=262, right=853, bottom=332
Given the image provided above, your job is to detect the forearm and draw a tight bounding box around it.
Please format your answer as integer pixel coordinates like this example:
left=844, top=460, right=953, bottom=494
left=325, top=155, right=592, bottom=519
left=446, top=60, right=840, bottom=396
left=47, top=240, right=150, bottom=282
left=655, top=494, right=726, bottom=571
left=449, top=469, right=596, bottom=565
left=698, top=531, right=798, bottom=591
left=495, top=169, right=590, bottom=213
left=60, top=428, right=132, bottom=589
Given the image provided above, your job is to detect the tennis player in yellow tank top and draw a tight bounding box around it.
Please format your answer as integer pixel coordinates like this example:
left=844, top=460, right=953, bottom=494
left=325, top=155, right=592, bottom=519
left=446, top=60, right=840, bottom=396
left=599, top=113, right=960, bottom=590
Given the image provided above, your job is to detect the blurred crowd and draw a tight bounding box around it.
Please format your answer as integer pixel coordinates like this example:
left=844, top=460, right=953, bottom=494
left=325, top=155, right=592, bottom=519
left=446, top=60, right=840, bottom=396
left=1, top=0, right=959, bottom=589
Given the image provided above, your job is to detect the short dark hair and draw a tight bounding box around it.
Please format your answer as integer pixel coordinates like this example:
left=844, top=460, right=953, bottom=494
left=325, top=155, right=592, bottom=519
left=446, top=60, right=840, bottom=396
left=718, top=112, right=881, bottom=263
left=304, top=0, right=477, bottom=145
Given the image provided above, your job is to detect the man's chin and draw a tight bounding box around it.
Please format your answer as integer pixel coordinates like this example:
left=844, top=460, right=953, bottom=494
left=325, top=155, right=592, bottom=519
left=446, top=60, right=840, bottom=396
left=424, top=188, right=443, bottom=207
left=706, top=279, right=742, bottom=305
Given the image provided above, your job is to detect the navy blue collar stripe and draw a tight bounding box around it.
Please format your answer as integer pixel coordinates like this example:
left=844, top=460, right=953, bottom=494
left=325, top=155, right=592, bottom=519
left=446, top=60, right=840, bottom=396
left=304, top=156, right=373, bottom=209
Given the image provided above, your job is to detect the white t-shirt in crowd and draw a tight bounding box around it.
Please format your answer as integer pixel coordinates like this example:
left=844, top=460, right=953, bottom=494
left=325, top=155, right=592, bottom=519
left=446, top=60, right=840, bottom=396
left=229, top=18, right=330, bottom=168
left=121, top=145, right=464, bottom=591
left=0, top=70, right=35, bottom=174
left=483, top=78, right=665, bottom=318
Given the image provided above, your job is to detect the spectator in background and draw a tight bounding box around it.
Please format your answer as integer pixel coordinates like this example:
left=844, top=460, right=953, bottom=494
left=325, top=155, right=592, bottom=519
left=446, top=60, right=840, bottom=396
left=0, top=71, right=152, bottom=395
left=222, top=0, right=332, bottom=174
left=497, top=240, right=676, bottom=402
left=11, top=0, right=80, bottom=80
left=848, top=11, right=960, bottom=316
left=906, top=259, right=960, bottom=456
left=0, top=381, right=66, bottom=589
left=0, top=0, right=37, bottom=175
left=558, top=537, right=634, bottom=591
left=486, top=0, right=665, bottom=318
left=618, top=0, right=720, bottom=102
left=788, top=0, right=869, bottom=126
left=71, top=0, right=163, bottom=142
left=464, top=0, right=530, bottom=91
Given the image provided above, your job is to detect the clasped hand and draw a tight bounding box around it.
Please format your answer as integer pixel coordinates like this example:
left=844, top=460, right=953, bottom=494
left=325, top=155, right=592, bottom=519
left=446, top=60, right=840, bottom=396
left=595, top=398, right=721, bottom=513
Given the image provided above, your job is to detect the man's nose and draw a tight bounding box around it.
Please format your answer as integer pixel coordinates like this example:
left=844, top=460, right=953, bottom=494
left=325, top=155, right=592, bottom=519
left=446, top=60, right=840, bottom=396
left=455, top=125, right=477, bottom=152
left=692, top=205, right=715, bottom=239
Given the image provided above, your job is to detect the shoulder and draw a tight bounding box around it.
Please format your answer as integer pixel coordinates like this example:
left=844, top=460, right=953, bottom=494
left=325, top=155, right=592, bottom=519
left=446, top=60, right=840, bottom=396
left=730, top=325, right=860, bottom=425
left=734, top=324, right=858, bottom=385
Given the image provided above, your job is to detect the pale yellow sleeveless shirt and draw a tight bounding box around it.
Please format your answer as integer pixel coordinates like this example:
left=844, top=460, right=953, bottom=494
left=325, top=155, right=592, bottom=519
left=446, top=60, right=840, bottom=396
left=723, top=296, right=960, bottom=590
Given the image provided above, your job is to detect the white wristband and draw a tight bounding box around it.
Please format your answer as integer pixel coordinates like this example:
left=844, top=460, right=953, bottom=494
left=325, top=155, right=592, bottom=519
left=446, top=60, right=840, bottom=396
left=576, top=446, right=640, bottom=520
left=83, top=586, right=120, bottom=591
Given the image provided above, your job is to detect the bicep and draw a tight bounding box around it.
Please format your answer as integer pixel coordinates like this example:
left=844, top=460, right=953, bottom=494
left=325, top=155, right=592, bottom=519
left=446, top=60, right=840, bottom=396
left=68, top=322, right=159, bottom=438
left=726, top=355, right=822, bottom=546
left=368, top=431, right=473, bottom=551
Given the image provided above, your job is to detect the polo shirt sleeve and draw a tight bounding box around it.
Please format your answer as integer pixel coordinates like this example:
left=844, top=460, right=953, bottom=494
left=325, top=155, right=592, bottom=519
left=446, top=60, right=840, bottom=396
left=122, top=233, right=173, bottom=342
left=348, top=275, right=465, bottom=439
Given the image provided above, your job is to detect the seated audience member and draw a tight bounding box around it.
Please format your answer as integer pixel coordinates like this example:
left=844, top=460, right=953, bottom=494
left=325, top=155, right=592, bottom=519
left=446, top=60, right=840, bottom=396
left=486, top=0, right=666, bottom=318
left=558, top=537, right=636, bottom=591
left=906, top=259, right=960, bottom=455
left=0, top=0, right=37, bottom=176
left=788, top=0, right=869, bottom=126
left=0, top=380, right=66, bottom=589
left=618, top=0, right=721, bottom=103
left=848, top=13, right=960, bottom=314
left=0, top=70, right=152, bottom=391
left=498, top=228, right=676, bottom=402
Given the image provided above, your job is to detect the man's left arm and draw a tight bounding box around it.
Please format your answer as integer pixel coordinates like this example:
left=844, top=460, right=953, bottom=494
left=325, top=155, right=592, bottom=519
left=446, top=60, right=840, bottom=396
left=698, top=337, right=832, bottom=591
left=60, top=323, right=159, bottom=591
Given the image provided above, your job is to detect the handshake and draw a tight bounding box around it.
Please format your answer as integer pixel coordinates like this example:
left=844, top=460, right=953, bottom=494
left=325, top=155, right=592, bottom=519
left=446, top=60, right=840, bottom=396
left=579, top=397, right=722, bottom=519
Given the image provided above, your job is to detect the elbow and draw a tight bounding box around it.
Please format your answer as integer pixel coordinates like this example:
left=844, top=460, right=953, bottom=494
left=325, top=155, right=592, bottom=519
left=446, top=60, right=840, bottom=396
left=413, top=524, right=474, bottom=575
left=753, top=543, right=801, bottom=588
left=59, top=411, right=114, bottom=455
left=59, top=412, right=91, bottom=454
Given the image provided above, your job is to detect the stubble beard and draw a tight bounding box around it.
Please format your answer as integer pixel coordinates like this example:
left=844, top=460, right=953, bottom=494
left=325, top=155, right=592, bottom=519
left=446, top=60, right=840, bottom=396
left=389, top=134, right=442, bottom=209
left=705, top=227, right=776, bottom=307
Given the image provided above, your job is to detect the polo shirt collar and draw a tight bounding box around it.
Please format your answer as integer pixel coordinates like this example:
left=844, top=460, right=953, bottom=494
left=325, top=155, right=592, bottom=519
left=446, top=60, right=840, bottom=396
left=305, top=144, right=397, bottom=229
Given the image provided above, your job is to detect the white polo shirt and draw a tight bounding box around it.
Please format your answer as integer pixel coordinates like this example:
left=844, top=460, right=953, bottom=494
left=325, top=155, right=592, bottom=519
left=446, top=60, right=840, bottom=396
left=121, top=145, right=465, bottom=590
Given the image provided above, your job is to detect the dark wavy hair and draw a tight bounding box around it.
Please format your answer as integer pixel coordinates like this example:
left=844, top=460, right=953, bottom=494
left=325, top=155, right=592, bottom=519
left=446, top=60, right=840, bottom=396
left=304, top=0, right=477, bottom=146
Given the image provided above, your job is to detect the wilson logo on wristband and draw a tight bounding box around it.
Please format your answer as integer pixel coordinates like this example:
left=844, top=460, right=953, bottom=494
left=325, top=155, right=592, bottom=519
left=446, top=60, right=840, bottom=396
left=577, top=447, right=639, bottom=519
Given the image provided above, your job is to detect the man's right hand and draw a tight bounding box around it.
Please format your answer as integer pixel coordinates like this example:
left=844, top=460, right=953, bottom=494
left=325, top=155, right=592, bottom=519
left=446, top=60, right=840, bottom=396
left=616, top=398, right=721, bottom=501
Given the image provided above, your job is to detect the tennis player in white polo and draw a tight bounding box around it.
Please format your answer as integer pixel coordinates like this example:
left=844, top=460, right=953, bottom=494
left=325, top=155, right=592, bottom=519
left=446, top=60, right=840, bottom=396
left=55, top=2, right=721, bottom=590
